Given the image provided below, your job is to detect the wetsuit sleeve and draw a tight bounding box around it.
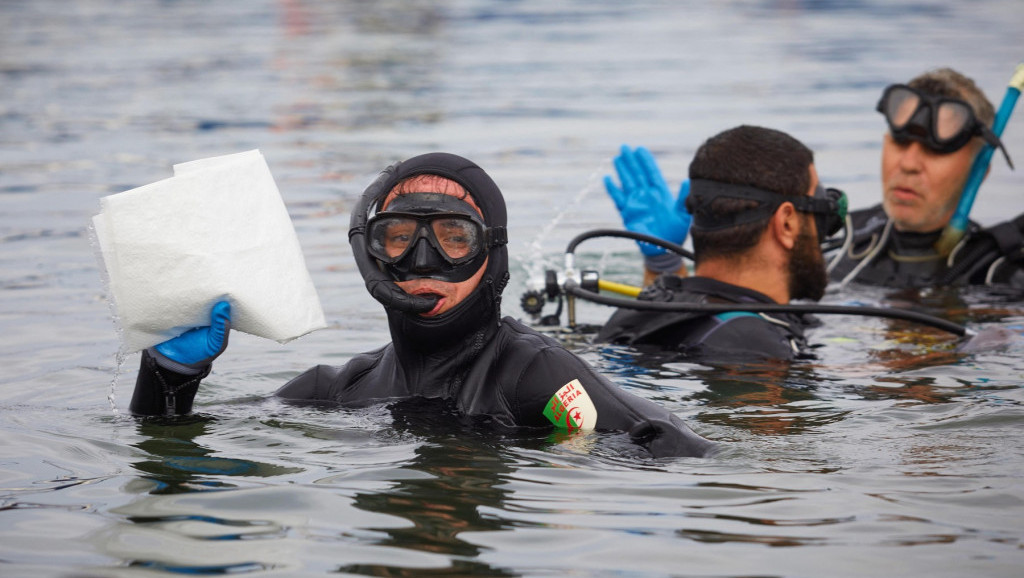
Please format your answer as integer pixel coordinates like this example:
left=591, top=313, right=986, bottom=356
left=129, top=349, right=211, bottom=416
left=274, top=348, right=394, bottom=404
left=512, top=346, right=715, bottom=458
left=274, top=364, right=347, bottom=401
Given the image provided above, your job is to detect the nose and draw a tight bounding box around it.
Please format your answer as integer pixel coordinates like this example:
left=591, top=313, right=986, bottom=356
left=896, top=140, right=928, bottom=173
left=410, top=238, right=441, bottom=274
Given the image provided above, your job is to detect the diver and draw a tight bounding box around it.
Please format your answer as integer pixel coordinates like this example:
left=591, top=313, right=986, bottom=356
left=606, top=68, right=1024, bottom=292
left=596, top=126, right=841, bottom=361
left=829, top=67, right=1024, bottom=289
left=128, top=152, right=715, bottom=459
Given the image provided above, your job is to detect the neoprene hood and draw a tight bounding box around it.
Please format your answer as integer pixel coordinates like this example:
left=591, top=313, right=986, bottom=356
left=349, top=152, right=510, bottom=349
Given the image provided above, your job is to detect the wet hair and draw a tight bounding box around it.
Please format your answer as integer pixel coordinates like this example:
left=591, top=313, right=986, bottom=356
left=908, top=67, right=995, bottom=127
left=685, top=125, right=814, bottom=263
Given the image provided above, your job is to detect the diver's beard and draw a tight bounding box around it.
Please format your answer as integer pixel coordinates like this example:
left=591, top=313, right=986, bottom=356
left=788, top=231, right=827, bottom=302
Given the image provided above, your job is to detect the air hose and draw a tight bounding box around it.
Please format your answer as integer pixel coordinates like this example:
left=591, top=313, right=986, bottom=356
left=523, top=229, right=970, bottom=337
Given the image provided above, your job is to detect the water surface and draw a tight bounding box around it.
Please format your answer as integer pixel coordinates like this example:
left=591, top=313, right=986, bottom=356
left=2, top=1, right=1024, bottom=576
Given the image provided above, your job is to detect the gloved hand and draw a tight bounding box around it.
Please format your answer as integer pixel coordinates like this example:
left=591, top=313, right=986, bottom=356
left=152, top=301, right=232, bottom=373
left=603, top=145, right=691, bottom=271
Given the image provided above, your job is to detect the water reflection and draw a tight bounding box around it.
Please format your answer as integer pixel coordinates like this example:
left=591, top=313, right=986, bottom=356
left=131, top=417, right=303, bottom=493
left=596, top=343, right=833, bottom=434
left=123, top=398, right=559, bottom=575
left=341, top=401, right=522, bottom=576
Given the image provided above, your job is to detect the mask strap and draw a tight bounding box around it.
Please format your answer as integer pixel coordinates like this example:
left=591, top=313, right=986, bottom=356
left=689, top=179, right=831, bottom=232
left=979, top=124, right=1014, bottom=169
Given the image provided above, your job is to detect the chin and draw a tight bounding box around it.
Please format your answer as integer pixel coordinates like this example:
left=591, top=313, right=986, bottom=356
left=884, top=206, right=918, bottom=229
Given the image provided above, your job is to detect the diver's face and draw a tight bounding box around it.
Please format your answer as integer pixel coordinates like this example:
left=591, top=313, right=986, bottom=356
left=880, top=132, right=978, bottom=233
left=383, top=175, right=487, bottom=317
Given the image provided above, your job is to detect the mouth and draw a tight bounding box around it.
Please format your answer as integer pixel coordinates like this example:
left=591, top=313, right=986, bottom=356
left=888, top=185, right=921, bottom=204
left=408, top=288, right=446, bottom=316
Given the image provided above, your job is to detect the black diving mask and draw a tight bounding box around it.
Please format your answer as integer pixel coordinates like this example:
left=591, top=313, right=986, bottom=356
left=877, top=84, right=1012, bottom=167
left=366, top=193, right=506, bottom=283
left=803, top=184, right=848, bottom=243
left=689, top=179, right=847, bottom=244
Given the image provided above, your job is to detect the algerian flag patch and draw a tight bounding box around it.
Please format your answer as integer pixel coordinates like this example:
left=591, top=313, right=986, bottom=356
left=543, top=379, right=597, bottom=431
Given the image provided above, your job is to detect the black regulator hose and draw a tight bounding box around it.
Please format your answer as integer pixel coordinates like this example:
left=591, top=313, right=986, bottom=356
left=566, top=229, right=694, bottom=260
left=563, top=279, right=968, bottom=337
left=569, top=228, right=854, bottom=260
left=560, top=229, right=969, bottom=337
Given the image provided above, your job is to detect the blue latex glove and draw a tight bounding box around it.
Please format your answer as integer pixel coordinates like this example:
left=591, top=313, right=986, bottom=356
left=153, top=301, right=232, bottom=372
left=603, top=145, right=692, bottom=266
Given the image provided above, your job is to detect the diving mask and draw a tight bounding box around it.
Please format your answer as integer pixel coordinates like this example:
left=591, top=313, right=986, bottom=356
left=804, top=184, right=848, bottom=243
left=366, top=193, right=506, bottom=283
left=689, top=179, right=847, bottom=244
left=877, top=84, right=1012, bottom=167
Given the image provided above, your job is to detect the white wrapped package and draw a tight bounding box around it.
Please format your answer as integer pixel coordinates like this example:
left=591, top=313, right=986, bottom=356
left=92, top=149, right=327, bottom=354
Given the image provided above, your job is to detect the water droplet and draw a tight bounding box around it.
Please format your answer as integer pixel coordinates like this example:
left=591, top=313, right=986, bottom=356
left=107, top=348, right=127, bottom=415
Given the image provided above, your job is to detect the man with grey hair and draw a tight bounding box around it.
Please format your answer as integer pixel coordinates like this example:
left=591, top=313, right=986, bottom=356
left=830, top=67, right=1024, bottom=289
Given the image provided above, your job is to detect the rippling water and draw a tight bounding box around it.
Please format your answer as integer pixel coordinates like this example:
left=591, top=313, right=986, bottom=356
left=2, top=1, right=1024, bottom=576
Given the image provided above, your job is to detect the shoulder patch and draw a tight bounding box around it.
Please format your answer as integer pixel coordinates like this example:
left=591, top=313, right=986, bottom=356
left=543, top=379, right=597, bottom=431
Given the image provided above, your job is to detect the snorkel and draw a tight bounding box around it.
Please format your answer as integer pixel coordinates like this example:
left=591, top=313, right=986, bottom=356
left=349, top=163, right=439, bottom=314
left=935, top=63, right=1024, bottom=256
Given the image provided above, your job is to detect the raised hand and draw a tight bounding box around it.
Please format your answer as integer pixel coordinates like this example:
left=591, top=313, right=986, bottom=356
left=603, top=145, right=691, bottom=259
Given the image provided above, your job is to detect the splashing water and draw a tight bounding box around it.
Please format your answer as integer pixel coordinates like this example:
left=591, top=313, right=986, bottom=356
left=107, top=348, right=127, bottom=416
left=517, top=162, right=606, bottom=285
left=88, top=220, right=128, bottom=416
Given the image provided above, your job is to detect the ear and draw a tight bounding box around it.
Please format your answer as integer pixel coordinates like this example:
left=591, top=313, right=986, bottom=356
left=769, top=202, right=800, bottom=251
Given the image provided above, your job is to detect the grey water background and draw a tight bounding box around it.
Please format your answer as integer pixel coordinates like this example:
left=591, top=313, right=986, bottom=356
left=3, top=0, right=1024, bottom=576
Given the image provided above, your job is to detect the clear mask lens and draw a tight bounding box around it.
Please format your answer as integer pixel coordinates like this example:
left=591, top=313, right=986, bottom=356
left=431, top=217, right=480, bottom=260
left=368, top=214, right=483, bottom=265
left=885, top=86, right=921, bottom=129
left=934, top=101, right=972, bottom=141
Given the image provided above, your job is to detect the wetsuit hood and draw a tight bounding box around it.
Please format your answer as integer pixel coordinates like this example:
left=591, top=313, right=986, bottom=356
left=349, top=152, right=510, bottom=352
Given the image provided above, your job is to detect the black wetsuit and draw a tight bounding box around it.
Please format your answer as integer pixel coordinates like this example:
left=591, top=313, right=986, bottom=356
left=596, top=276, right=815, bottom=361
left=829, top=204, right=1024, bottom=289
left=130, top=315, right=714, bottom=458
left=130, top=152, right=714, bottom=459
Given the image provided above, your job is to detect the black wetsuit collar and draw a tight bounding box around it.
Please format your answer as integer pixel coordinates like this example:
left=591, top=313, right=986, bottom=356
left=661, top=276, right=811, bottom=333
left=670, top=276, right=779, bottom=305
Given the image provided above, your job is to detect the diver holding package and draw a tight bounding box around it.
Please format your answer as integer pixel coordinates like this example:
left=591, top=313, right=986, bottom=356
left=120, top=152, right=715, bottom=459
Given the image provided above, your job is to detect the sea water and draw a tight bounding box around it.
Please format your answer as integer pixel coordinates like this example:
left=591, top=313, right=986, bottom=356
left=2, top=0, right=1023, bottom=576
